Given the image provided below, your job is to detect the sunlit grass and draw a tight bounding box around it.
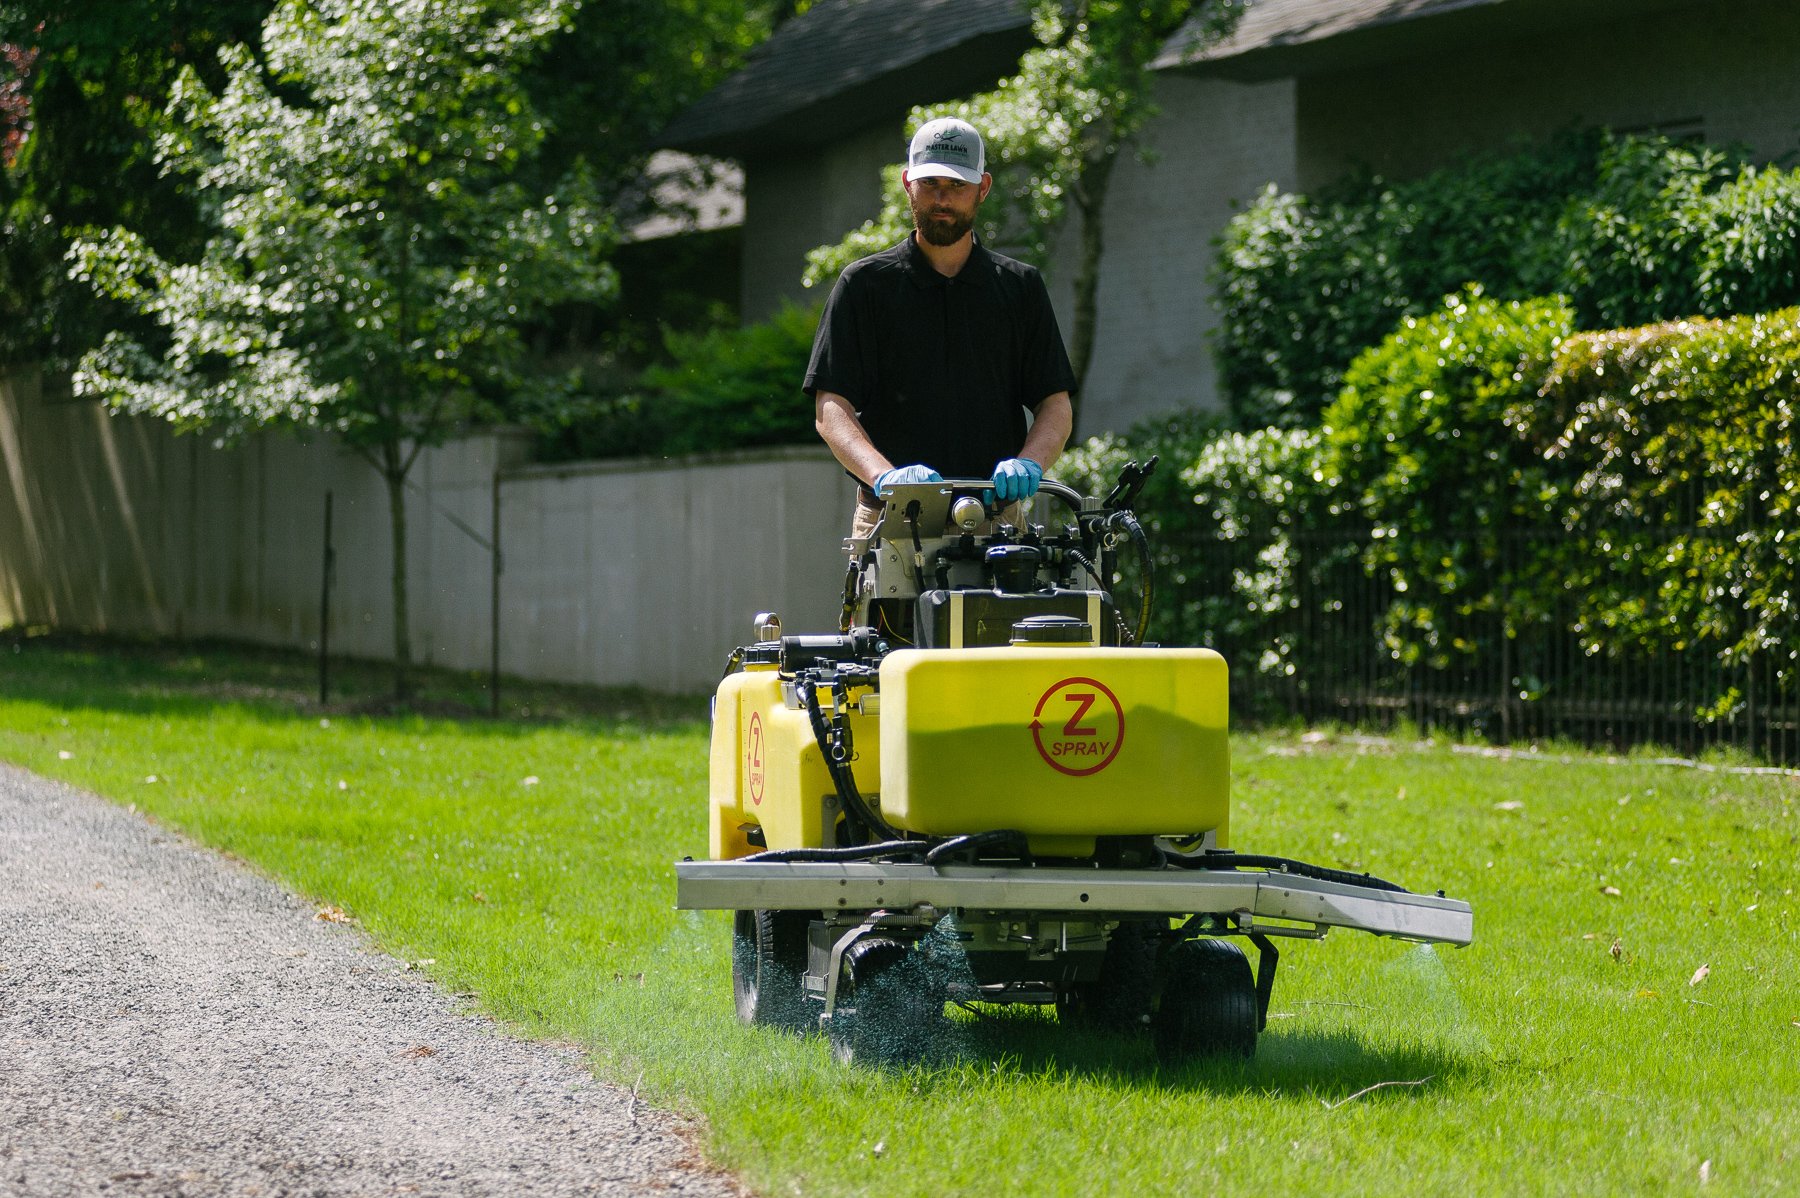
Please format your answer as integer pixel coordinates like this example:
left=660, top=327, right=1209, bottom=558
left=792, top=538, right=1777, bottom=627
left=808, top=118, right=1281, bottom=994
left=3, top=633, right=1797, bottom=1195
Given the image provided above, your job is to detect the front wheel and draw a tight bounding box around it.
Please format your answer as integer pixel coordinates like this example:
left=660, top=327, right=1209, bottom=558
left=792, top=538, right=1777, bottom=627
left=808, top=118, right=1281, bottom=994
left=732, top=909, right=813, bottom=1031
left=1152, top=938, right=1259, bottom=1063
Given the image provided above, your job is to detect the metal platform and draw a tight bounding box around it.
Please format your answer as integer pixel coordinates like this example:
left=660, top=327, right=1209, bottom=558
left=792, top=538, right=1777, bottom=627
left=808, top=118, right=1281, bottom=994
left=675, top=860, right=1473, bottom=946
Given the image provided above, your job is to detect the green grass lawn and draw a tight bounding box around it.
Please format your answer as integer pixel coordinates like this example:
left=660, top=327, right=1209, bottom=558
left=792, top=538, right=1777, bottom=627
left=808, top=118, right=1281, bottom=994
left=3, top=633, right=1797, bottom=1195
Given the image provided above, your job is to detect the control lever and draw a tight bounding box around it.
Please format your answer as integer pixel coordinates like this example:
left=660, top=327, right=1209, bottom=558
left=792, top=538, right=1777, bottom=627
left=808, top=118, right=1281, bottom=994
left=1102, top=455, right=1159, bottom=511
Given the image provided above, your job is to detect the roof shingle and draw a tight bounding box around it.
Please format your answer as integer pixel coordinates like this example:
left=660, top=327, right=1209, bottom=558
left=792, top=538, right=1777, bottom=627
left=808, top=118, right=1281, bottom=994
left=1155, top=0, right=1701, bottom=77
left=659, top=0, right=1036, bottom=159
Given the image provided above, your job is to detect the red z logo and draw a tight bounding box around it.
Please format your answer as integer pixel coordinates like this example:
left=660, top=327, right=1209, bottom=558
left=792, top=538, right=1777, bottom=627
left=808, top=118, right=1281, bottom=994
left=1062, top=693, right=1098, bottom=737
left=1031, top=677, right=1125, bottom=777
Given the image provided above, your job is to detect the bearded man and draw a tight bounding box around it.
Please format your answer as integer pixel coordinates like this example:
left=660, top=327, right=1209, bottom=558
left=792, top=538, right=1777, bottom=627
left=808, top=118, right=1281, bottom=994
left=803, top=116, right=1077, bottom=541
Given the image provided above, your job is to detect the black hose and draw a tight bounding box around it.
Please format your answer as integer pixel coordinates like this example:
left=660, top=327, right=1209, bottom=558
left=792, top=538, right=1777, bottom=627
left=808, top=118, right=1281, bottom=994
left=1121, top=511, right=1153, bottom=646
left=802, top=679, right=902, bottom=842
left=923, top=829, right=1032, bottom=866
left=1164, top=850, right=1411, bottom=894
left=740, top=839, right=930, bottom=864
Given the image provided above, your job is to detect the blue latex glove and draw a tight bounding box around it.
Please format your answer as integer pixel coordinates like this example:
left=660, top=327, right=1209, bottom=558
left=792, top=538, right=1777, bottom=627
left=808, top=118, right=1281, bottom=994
left=991, top=457, right=1044, bottom=503
left=873, top=464, right=943, bottom=496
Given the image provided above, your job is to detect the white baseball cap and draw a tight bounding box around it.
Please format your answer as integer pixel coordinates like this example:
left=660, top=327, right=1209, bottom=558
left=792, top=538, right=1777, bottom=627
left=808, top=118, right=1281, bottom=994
left=905, top=117, right=985, bottom=185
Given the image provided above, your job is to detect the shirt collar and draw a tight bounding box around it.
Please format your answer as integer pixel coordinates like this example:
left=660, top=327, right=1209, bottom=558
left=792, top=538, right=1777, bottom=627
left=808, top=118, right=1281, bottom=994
left=902, top=233, right=993, bottom=289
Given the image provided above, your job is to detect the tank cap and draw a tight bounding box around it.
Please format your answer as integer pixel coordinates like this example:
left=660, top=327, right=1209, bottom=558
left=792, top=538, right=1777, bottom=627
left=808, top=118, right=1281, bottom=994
left=1010, top=615, right=1092, bottom=645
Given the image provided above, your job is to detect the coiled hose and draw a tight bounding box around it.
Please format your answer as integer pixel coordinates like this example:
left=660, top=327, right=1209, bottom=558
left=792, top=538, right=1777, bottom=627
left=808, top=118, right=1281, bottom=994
left=1118, top=510, right=1154, bottom=646
left=802, top=678, right=902, bottom=842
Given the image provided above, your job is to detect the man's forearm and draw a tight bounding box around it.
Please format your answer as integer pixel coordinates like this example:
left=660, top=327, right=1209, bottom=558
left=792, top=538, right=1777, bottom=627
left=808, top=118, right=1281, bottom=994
left=1020, top=391, right=1073, bottom=470
left=814, top=390, right=892, bottom=489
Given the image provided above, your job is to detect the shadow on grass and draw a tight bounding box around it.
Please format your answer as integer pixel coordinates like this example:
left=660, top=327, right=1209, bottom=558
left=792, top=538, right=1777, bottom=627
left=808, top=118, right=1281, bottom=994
left=0, top=629, right=707, bottom=735
left=900, top=1004, right=1488, bottom=1101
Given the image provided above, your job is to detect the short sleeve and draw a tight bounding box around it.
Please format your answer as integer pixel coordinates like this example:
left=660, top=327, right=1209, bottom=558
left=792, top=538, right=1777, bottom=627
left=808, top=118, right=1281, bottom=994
left=1020, top=270, right=1078, bottom=404
left=802, top=272, right=865, bottom=403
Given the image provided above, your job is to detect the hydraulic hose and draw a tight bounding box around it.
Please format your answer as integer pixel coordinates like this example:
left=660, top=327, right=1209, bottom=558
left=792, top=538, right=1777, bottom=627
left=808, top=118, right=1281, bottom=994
left=1121, top=511, right=1154, bottom=646
left=741, top=839, right=930, bottom=864
left=1164, top=849, right=1411, bottom=894
left=923, top=829, right=1032, bottom=866
left=802, top=678, right=902, bottom=843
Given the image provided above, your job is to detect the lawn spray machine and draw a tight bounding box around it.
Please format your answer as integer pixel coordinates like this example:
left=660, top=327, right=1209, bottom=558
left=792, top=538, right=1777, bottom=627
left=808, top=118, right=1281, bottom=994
left=675, top=462, right=1473, bottom=1066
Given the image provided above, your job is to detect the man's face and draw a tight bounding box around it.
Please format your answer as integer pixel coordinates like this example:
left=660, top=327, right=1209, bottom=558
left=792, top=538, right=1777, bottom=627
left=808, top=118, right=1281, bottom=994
left=906, top=174, right=987, bottom=247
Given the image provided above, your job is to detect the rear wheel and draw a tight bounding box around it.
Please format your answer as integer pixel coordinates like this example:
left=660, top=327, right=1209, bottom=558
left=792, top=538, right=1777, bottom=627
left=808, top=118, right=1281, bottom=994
left=826, top=936, right=943, bottom=1066
left=1152, top=938, right=1259, bottom=1063
left=731, top=909, right=813, bottom=1031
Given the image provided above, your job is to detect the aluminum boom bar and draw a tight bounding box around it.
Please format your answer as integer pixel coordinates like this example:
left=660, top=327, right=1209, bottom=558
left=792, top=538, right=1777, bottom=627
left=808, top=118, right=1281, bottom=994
left=674, top=860, right=1472, bottom=946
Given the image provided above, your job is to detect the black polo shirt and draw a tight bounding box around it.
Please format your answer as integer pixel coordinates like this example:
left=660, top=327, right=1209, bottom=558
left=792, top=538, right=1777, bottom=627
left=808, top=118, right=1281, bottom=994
left=803, top=235, right=1077, bottom=480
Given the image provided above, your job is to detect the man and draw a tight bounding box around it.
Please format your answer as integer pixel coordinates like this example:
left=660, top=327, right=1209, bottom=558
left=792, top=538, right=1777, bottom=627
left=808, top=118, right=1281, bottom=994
left=804, top=116, right=1077, bottom=540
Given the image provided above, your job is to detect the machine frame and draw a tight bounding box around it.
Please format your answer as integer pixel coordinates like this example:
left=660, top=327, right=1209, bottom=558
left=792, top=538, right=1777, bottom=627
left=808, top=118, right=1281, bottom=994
left=679, top=465, right=1473, bottom=1065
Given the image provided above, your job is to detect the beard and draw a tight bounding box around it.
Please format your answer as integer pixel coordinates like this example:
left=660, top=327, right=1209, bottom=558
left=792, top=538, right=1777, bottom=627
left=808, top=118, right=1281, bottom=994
left=910, top=192, right=976, bottom=246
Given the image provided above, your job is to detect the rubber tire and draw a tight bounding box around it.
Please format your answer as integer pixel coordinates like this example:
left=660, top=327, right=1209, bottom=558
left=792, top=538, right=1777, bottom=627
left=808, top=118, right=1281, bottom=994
left=1152, top=938, right=1259, bottom=1063
left=826, top=937, right=941, bottom=1067
left=731, top=909, right=813, bottom=1032
left=1058, top=919, right=1159, bottom=1032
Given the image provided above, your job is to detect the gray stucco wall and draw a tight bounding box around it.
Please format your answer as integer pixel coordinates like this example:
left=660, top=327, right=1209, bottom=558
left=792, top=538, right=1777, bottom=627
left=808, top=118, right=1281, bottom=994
left=1051, top=75, right=1299, bottom=434
left=1293, top=0, right=1800, bottom=189
left=2, top=371, right=856, bottom=694
left=740, top=121, right=898, bottom=322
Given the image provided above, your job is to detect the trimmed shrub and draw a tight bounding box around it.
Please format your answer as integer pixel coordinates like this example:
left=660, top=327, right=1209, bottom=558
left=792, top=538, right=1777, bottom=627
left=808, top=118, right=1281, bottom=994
left=1214, top=130, right=1600, bottom=427
left=1175, top=425, right=1345, bottom=681
left=1215, top=131, right=1800, bottom=428
left=1322, top=288, right=1575, bottom=668
left=1519, top=308, right=1800, bottom=716
left=642, top=301, right=822, bottom=455
left=1098, top=292, right=1798, bottom=734
left=535, top=301, right=820, bottom=462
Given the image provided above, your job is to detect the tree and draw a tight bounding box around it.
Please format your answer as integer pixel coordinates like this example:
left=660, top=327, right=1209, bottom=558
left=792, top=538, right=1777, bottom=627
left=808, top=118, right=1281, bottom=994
left=1, top=0, right=271, bottom=370
left=68, top=0, right=617, bottom=699
left=3, top=1, right=794, bottom=374
left=804, top=0, right=1244, bottom=431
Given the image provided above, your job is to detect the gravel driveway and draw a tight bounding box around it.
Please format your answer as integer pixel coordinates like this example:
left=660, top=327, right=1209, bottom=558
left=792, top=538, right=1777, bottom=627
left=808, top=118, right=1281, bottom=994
left=0, top=765, right=743, bottom=1198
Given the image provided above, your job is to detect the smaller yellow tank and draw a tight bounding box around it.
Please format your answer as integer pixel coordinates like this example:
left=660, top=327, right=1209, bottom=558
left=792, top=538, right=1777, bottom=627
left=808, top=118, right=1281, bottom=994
left=708, top=663, right=879, bottom=858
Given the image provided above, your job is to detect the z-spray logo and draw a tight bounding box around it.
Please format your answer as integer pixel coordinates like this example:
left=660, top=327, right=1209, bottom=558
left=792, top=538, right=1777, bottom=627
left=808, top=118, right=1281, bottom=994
left=1030, top=677, right=1125, bottom=776
left=746, top=712, right=765, bottom=804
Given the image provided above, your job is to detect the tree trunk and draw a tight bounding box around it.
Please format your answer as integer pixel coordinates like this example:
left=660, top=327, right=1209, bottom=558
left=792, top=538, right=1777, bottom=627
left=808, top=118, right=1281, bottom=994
left=1068, top=147, right=1118, bottom=440
left=382, top=446, right=413, bottom=701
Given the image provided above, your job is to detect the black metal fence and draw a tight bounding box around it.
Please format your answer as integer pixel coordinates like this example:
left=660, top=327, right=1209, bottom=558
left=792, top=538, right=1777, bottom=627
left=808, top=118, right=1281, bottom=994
left=1161, top=521, right=1800, bottom=765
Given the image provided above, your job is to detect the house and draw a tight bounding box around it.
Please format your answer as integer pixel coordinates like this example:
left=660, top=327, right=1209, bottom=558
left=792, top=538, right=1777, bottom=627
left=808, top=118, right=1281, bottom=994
left=657, top=0, right=1038, bottom=324
left=661, top=0, right=1800, bottom=432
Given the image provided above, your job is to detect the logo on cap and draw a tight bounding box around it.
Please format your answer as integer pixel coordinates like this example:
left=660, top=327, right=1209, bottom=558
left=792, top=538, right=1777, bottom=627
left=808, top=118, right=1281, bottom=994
left=907, top=118, right=984, bottom=181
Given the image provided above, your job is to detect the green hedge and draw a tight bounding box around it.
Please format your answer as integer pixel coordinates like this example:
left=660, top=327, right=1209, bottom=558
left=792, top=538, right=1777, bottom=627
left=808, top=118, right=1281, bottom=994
left=1102, top=293, right=1800, bottom=722
left=1214, top=131, right=1800, bottom=428
left=1323, top=288, right=1575, bottom=667
left=1518, top=307, right=1800, bottom=715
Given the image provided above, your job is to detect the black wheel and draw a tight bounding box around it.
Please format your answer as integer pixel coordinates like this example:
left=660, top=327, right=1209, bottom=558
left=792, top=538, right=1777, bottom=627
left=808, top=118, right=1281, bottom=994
left=731, top=909, right=813, bottom=1031
left=826, top=936, right=943, bottom=1066
left=1058, top=919, right=1160, bottom=1032
left=1152, top=938, right=1259, bottom=1063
